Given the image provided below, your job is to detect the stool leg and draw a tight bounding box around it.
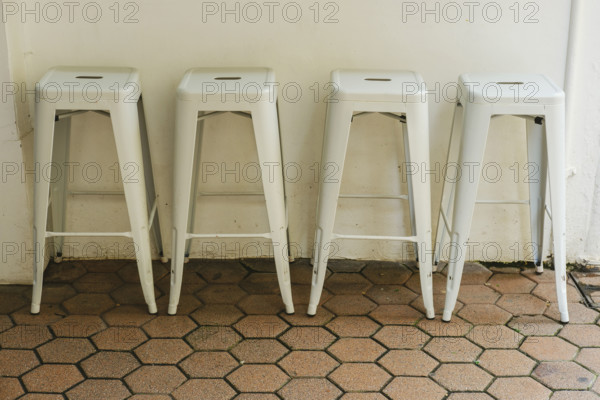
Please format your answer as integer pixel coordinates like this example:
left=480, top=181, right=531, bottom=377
left=435, top=103, right=463, bottom=266
left=401, top=122, right=418, bottom=262
left=111, top=103, right=157, bottom=314
left=544, top=105, right=569, bottom=323
left=308, top=101, right=354, bottom=315
left=405, top=102, right=434, bottom=319
left=185, top=118, right=204, bottom=262
left=169, top=100, right=199, bottom=315
left=252, top=102, right=294, bottom=314
left=31, top=104, right=57, bottom=314
left=526, top=118, right=548, bottom=274
left=138, top=98, right=166, bottom=263
left=442, top=104, right=491, bottom=322
left=50, top=116, right=71, bottom=263
left=252, top=103, right=294, bottom=314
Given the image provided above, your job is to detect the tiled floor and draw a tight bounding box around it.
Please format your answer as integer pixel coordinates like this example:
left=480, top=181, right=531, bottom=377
left=1, top=259, right=599, bottom=399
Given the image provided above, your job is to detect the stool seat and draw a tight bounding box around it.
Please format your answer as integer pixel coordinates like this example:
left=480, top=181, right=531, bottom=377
left=332, top=69, right=425, bottom=103
left=177, top=67, right=275, bottom=104
left=458, top=73, right=564, bottom=106
left=39, top=66, right=140, bottom=105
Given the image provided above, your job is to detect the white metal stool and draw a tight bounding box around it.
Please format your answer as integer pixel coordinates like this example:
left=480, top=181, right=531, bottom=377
left=32, top=66, right=164, bottom=314
left=308, top=69, right=435, bottom=319
left=435, top=73, right=569, bottom=323
left=169, top=67, right=294, bottom=315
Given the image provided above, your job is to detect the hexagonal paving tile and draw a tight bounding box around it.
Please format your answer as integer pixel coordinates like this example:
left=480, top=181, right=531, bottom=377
left=0, top=314, right=13, bottom=333
left=424, top=337, right=481, bottom=362
left=328, top=338, right=386, bottom=362
left=124, top=366, right=186, bottom=394
left=0, top=350, right=39, bottom=376
left=457, top=285, right=501, bottom=304
left=369, top=305, right=423, bottom=325
left=576, top=348, right=600, bottom=373
left=328, top=259, right=367, bottom=273
left=374, top=326, right=429, bottom=349
left=279, top=327, right=335, bottom=350
left=378, top=350, right=438, bottom=376
left=190, top=304, right=244, bottom=326
left=37, top=338, right=95, bottom=363
left=142, top=316, right=197, bottom=338
left=497, top=293, right=548, bottom=315
left=405, top=273, right=446, bottom=294
left=101, top=304, right=156, bottom=327
left=521, top=336, right=578, bottom=361
left=458, top=304, right=512, bottom=325
left=532, top=283, right=581, bottom=302
left=116, top=262, right=168, bottom=283
left=158, top=294, right=202, bottom=315
left=441, top=262, right=492, bottom=285
left=237, top=294, right=285, bottom=314
left=365, top=285, right=418, bottom=305
left=73, top=272, right=124, bottom=293
left=155, top=270, right=206, bottom=296
left=63, top=293, right=116, bottom=314
left=545, top=302, right=599, bottom=324
left=172, top=379, right=235, bottom=400
left=196, top=284, right=248, bottom=304
left=92, top=326, right=148, bottom=350
left=280, top=306, right=334, bottom=327
left=559, top=324, right=600, bottom=347
left=195, top=260, right=248, bottom=283
left=325, top=273, right=372, bottom=294
left=44, top=261, right=86, bottom=282
left=11, top=304, right=65, bottom=325
left=432, top=363, right=492, bottom=391
left=508, top=314, right=562, bottom=336
left=323, top=294, right=377, bottom=315
left=486, top=273, right=536, bottom=293
left=383, top=377, right=447, bottom=400
left=0, top=325, right=53, bottom=349
left=278, top=351, right=339, bottom=377
left=551, top=392, right=600, bottom=400
left=66, top=379, right=131, bottom=400
left=134, top=339, right=192, bottom=364
left=234, top=315, right=289, bottom=338
left=0, top=377, right=24, bottom=400
left=362, top=262, right=413, bottom=285
left=22, top=365, right=83, bottom=393
left=23, top=283, right=75, bottom=305
left=411, top=294, right=464, bottom=316
left=50, top=315, right=106, bottom=337
left=329, top=363, right=391, bottom=391
left=178, top=351, right=239, bottom=378
left=467, top=325, right=524, bottom=349
left=326, top=316, right=380, bottom=337
left=417, top=316, right=472, bottom=337
left=477, top=349, right=536, bottom=376
left=533, top=361, right=595, bottom=390
left=186, top=326, right=241, bottom=350
left=239, top=273, right=281, bottom=294
left=227, top=364, right=289, bottom=392
left=488, top=377, right=551, bottom=400
left=81, top=351, right=140, bottom=378
left=109, top=284, right=161, bottom=306
left=278, top=378, right=342, bottom=400
left=230, top=339, right=288, bottom=363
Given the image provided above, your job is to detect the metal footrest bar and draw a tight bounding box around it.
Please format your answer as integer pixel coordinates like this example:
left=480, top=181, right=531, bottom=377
left=68, top=191, right=124, bottom=196
left=197, top=191, right=264, bottom=197
left=476, top=199, right=530, bottom=205
left=331, top=233, right=418, bottom=242
left=148, top=197, right=158, bottom=227
left=46, top=231, right=133, bottom=238
left=339, top=194, right=409, bottom=200
left=187, top=232, right=272, bottom=239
